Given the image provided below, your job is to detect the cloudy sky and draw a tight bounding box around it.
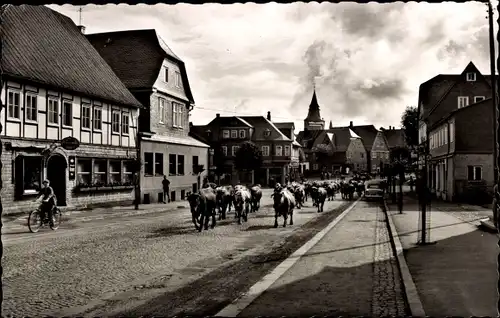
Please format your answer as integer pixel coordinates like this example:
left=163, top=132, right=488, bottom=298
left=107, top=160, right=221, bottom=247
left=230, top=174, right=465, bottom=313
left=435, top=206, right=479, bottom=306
left=50, top=2, right=497, bottom=132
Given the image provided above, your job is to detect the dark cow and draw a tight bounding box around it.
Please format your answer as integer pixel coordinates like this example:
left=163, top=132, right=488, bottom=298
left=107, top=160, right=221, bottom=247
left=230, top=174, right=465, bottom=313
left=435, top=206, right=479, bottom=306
left=215, top=186, right=233, bottom=220
left=292, top=184, right=305, bottom=209
left=326, top=183, right=336, bottom=201
left=311, top=186, right=327, bottom=212
left=186, top=187, right=217, bottom=232
left=234, top=186, right=251, bottom=224
left=272, top=188, right=295, bottom=228
left=250, top=184, right=263, bottom=212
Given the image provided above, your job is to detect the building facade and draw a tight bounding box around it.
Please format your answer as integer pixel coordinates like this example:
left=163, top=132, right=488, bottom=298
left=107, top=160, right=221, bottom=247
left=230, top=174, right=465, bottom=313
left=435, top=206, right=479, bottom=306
left=87, top=29, right=209, bottom=203
left=419, top=62, right=495, bottom=202
left=1, top=5, right=143, bottom=214
left=191, top=114, right=295, bottom=186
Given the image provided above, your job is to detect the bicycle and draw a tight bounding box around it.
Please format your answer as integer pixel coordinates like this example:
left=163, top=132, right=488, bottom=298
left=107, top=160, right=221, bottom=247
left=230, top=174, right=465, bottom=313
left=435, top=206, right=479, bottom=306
left=28, top=205, right=62, bottom=233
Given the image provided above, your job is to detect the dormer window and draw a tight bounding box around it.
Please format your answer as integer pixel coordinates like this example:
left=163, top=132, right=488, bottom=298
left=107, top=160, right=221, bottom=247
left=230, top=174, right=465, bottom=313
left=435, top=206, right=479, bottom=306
left=264, top=129, right=271, bottom=137
left=466, top=72, right=476, bottom=82
left=239, top=129, right=246, bottom=138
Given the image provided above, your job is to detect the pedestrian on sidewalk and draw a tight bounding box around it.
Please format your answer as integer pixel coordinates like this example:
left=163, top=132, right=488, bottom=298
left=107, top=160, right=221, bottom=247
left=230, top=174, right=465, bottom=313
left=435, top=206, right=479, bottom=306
left=162, top=176, right=170, bottom=203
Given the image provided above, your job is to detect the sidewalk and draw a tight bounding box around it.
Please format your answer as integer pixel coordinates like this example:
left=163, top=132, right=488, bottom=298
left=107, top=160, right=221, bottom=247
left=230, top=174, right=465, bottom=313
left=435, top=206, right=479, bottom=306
left=387, top=196, right=498, bottom=317
left=219, top=201, right=408, bottom=317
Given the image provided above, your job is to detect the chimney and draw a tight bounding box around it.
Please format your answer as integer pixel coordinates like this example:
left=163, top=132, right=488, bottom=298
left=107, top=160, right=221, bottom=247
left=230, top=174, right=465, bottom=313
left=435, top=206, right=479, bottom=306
left=349, top=121, right=353, bottom=128
left=77, top=25, right=86, bottom=34
left=389, top=125, right=391, bottom=130
left=267, top=111, right=271, bottom=121
left=189, top=122, right=193, bottom=127
left=216, top=113, right=220, bottom=118
left=392, top=126, right=395, bottom=130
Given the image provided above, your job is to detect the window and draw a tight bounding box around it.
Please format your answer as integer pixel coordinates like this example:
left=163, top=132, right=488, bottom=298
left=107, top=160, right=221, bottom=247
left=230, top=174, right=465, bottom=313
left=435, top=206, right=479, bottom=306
left=466, top=72, right=476, bottom=81
left=164, top=66, right=169, bottom=82
left=25, top=94, right=37, bottom=121
left=172, top=102, right=184, bottom=128
left=82, top=104, right=91, bottom=129
left=276, top=145, right=283, bottom=156
left=474, top=96, right=486, bottom=103
left=169, top=154, right=177, bottom=175
left=123, top=161, right=134, bottom=184
left=144, top=152, right=154, bottom=176
left=76, top=159, right=91, bottom=185
left=444, top=126, right=448, bottom=144
left=48, top=98, right=59, bottom=124
left=450, top=122, right=455, bottom=142
left=93, top=107, right=102, bottom=131
left=16, top=156, right=43, bottom=195
left=264, top=129, right=271, bottom=137
left=159, top=98, right=165, bottom=123
left=467, top=165, right=482, bottom=181
left=284, top=145, right=291, bottom=156
left=458, top=96, right=469, bottom=109
left=313, top=163, right=319, bottom=170
left=62, top=100, right=72, bottom=126
left=360, top=152, right=364, bottom=158
left=7, top=90, right=20, bottom=119
left=109, top=161, right=121, bottom=184
left=222, top=130, right=230, bottom=139
left=232, top=146, right=239, bottom=157
left=112, top=111, right=120, bottom=133
left=177, top=155, right=185, bottom=175
left=192, top=155, right=199, bottom=174
left=372, top=151, right=376, bottom=159
left=239, top=130, right=246, bottom=138
left=262, top=146, right=270, bottom=156
left=155, top=153, right=164, bottom=176
left=122, top=113, right=130, bottom=135
left=175, top=71, right=181, bottom=87
left=93, top=159, right=107, bottom=185
left=222, top=146, right=228, bottom=156
left=231, top=130, right=238, bottom=138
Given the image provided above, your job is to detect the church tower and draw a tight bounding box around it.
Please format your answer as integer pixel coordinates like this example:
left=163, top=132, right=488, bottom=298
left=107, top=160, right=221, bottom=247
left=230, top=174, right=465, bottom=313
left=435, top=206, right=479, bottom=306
left=304, top=88, right=325, bottom=131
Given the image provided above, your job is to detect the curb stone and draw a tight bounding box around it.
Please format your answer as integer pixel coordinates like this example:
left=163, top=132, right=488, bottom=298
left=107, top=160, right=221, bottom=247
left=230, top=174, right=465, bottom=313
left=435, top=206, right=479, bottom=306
left=382, top=199, right=426, bottom=317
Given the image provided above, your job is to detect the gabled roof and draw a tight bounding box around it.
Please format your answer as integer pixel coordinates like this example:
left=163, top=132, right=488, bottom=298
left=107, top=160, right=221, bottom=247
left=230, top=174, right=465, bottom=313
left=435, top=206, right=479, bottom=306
left=430, top=97, right=493, bottom=131
left=207, top=116, right=252, bottom=128
left=296, top=129, right=323, bottom=149
left=347, top=125, right=378, bottom=151
left=189, top=124, right=211, bottom=145
left=274, top=122, right=295, bottom=129
left=311, top=127, right=354, bottom=152
left=383, top=129, right=407, bottom=149
left=239, top=116, right=291, bottom=141
left=1, top=5, right=142, bottom=108
left=86, top=29, right=195, bottom=104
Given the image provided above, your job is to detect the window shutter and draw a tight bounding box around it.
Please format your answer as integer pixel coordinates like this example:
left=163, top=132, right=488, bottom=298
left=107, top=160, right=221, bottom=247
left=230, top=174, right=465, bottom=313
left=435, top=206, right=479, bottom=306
left=467, top=166, right=474, bottom=181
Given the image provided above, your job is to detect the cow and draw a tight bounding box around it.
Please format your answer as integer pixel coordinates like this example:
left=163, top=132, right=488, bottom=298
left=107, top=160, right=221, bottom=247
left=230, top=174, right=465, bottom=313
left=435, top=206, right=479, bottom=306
left=326, top=182, right=336, bottom=201
left=250, top=184, right=263, bottom=213
left=234, top=186, right=252, bottom=224
left=311, top=186, right=327, bottom=212
left=215, top=186, right=233, bottom=220
left=272, top=188, right=295, bottom=228
left=292, top=184, right=305, bottom=209
left=186, top=187, right=217, bottom=232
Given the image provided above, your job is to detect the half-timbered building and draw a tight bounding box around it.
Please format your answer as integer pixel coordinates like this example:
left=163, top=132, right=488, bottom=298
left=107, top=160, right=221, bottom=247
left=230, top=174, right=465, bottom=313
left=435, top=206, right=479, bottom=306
left=1, top=5, right=143, bottom=214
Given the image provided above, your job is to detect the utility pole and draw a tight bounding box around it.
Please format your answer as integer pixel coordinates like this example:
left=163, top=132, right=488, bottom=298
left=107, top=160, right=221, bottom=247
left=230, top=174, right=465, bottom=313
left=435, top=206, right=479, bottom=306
left=495, top=1, right=500, bottom=315
left=489, top=1, right=498, bottom=184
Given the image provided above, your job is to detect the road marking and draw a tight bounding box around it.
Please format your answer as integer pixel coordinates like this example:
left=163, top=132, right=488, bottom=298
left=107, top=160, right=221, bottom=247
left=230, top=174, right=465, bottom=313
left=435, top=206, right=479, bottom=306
left=215, top=198, right=361, bottom=317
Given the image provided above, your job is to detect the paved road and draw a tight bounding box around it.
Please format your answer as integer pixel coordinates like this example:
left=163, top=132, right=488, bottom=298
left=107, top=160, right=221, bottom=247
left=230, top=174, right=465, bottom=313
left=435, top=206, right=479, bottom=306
left=230, top=200, right=408, bottom=317
left=1, top=189, right=354, bottom=317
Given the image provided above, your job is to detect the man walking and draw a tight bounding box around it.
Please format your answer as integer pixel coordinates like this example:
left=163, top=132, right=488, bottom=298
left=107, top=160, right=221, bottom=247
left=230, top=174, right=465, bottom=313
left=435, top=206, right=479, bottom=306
left=162, top=176, right=170, bottom=203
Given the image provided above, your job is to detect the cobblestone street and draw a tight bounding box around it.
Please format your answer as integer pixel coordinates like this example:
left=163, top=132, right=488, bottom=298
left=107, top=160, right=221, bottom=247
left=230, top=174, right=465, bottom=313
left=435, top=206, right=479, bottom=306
left=2, top=190, right=355, bottom=317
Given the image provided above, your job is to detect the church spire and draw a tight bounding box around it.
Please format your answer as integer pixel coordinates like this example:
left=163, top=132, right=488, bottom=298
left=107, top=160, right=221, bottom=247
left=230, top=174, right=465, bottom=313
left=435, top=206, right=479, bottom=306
left=303, top=86, right=325, bottom=131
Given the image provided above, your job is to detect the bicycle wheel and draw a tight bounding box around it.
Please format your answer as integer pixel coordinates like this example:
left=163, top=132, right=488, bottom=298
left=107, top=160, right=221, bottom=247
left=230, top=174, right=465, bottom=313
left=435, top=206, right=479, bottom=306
left=28, top=210, right=43, bottom=233
left=50, top=208, right=62, bottom=230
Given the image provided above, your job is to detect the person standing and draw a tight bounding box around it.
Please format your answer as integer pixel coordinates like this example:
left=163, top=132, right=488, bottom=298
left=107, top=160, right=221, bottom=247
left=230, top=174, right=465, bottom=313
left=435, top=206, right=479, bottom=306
left=162, top=176, right=170, bottom=203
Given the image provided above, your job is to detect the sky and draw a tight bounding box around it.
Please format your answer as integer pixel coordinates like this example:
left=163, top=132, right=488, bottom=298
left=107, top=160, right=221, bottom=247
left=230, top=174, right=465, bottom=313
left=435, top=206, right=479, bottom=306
left=49, top=2, right=498, bottom=132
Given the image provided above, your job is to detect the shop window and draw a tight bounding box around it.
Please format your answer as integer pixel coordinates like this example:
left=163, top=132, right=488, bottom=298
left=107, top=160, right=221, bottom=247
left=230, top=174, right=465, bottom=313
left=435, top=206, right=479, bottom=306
left=109, top=161, right=121, bottom=184
left=144, top=152, right=154, bottom=176
left=77, top=158, right=92, bottom=185
left=177, top=155, right=185, bottom=175
left=155, top=153, right=164, bottom=176
left=123, top=161, right=134, bottom=184
left=14, top=156, right=43, bottom=198
left=93, top=159, right=107, bottom=185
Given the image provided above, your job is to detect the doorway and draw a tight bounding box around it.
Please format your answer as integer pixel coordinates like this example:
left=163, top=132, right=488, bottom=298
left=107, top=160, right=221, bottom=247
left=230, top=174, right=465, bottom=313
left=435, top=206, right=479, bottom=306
left=47, top=154, right=67, bottom=206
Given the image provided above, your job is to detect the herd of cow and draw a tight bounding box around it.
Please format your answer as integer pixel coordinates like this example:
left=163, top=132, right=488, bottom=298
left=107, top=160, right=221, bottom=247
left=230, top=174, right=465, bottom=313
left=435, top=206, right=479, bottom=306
left=186, top=179, right=366, bottom=232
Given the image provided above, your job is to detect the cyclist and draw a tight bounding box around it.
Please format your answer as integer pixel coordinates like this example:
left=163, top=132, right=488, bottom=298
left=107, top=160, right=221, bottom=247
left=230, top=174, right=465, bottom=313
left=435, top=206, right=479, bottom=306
left=37, top=179, right=57, bottom=225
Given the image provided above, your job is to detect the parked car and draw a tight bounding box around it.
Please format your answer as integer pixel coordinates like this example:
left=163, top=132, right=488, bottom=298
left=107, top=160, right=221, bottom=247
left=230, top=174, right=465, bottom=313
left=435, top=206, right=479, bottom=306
left=364, top=179, right=385, bottom=201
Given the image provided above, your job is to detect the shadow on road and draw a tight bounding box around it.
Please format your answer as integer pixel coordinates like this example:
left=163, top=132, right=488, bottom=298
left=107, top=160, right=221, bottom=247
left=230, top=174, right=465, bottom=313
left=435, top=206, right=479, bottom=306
left=245, top=225, right=276, bottom=231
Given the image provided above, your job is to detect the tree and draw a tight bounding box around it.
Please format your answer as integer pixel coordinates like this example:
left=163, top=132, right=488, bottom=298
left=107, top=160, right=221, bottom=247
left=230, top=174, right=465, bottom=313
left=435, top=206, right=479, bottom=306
left=401, top=106, right=418, bottom=148
left=234, top=141, right=263, bottom=173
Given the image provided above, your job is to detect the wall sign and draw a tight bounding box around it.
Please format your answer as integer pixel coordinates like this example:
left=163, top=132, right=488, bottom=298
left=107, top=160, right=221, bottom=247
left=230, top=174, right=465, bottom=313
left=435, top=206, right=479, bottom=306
left=61, top=136, right=80, bottom=151
left=69, top=156, right=76, bottom=180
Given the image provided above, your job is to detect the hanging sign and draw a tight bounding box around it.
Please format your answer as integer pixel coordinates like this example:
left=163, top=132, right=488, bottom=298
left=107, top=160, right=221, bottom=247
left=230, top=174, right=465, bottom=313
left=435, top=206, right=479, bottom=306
left=69, top=156, right=76, bottom=180
left=61, top=136, right=80, bottom=151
